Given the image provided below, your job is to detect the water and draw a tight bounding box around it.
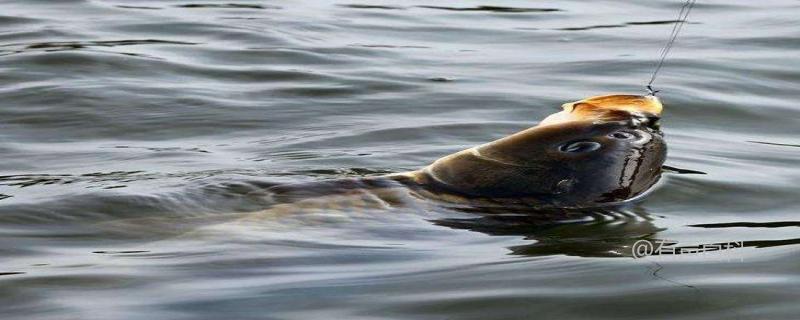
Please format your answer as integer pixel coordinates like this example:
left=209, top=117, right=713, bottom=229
left=1, top=0, right=798, bottom=319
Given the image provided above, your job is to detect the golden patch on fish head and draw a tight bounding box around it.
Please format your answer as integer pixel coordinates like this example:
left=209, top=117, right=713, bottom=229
left=539, top=94, right=662, bottom=126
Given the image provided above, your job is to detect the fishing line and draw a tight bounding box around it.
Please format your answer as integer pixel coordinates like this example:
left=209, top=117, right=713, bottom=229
left=646, top=0, right=697, bottom=95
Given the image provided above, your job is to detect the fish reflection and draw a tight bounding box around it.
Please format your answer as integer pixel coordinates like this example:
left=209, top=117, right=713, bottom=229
left=433, top=205, right=663, bottom=258
left=434, top=206, right=800, bottom=258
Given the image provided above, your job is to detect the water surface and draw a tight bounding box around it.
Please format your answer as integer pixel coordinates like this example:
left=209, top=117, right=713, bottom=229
left=1, top=0, right=799, bottom=319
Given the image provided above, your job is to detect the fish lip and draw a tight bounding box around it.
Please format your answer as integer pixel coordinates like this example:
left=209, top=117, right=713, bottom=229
left=644, top=116, right=663, bottom=133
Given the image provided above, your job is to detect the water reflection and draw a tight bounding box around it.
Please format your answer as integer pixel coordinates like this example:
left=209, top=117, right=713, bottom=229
left=435, top=204, right=800, bottom=258
left=433, top=206, right=662, bottom=257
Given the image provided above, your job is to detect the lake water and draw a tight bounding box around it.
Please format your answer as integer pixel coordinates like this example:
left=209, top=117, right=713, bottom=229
left=1, top=0, right=798, bottom=319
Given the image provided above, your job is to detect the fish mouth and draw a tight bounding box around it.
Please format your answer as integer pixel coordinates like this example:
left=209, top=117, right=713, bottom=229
left=539, top=94, right=662, bottom=127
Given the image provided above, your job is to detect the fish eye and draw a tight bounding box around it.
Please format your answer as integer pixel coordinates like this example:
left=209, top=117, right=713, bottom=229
left=559, top=140, right=602, bottom=153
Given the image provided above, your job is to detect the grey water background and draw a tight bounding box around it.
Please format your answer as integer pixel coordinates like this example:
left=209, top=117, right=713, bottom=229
left=1, top=0, right=798, bottom=319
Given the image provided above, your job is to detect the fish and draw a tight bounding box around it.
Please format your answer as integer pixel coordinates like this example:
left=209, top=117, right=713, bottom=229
left=85, top=94, right=665, bottom=242
left=255, top=94, right=666, bottom=215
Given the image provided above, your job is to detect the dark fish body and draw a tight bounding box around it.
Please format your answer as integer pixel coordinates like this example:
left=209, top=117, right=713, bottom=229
left=259, top=94, right=667, bottom=213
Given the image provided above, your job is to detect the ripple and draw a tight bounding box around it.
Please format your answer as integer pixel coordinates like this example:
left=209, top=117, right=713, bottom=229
left=174, top=3, right=281, bottom=10
left=417, top=5, right=561, bottom=13
left=747, top=140, right=800, bottom=148
left=0, top=171, right=147, bottom=188
left=661, top=165, right=707, bottom=175
left=0, top=39, right=197, bottom=57
left=691, top=221, right=800, bottom=229
left=0, top=15, right=41, bottom=25
left=338, top=4, right=406, bottom=10
left=348, top=44, right=430, bottom=49
left=114, top=5, right=161, bottom=10
left=92, top=250, right=151, bottom=254
left=107, top=145, right=211, bottom=153
left=556, top=20, right=699, bottom=31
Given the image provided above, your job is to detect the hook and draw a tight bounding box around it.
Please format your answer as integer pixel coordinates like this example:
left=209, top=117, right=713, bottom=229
left=646, top=84, right=660, bottom=96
